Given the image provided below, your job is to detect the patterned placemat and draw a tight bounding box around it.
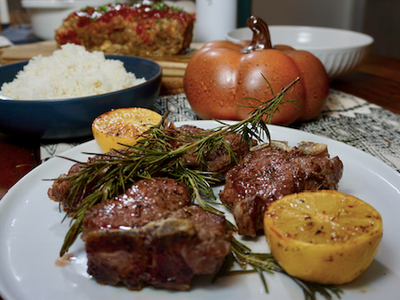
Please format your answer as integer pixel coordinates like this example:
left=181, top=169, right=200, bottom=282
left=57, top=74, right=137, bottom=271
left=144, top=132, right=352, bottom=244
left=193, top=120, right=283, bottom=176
left=40, top=90, right=400, bottom=173
left=297, top=90, right=400, bottom=172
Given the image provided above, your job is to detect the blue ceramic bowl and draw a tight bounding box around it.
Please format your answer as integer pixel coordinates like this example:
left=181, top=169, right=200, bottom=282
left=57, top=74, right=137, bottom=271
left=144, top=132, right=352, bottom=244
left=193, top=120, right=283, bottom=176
left=0, top=55, right=162, bottom=140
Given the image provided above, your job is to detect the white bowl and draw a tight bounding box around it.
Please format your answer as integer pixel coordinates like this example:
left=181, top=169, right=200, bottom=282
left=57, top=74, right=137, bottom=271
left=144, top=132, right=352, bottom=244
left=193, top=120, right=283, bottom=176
left=226, top=26, right=374, bottom=80
left=22, top=0, right=115, bottom=40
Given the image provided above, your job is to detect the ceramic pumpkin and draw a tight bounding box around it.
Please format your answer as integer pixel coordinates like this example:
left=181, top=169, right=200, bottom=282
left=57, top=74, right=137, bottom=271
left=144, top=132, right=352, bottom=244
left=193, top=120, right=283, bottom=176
left=183, top=16, right=329, bottom=125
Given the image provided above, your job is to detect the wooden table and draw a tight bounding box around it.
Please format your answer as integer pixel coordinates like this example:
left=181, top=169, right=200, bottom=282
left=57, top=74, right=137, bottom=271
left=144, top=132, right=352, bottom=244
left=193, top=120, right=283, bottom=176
left=0, top=53, right=399, bottom=202
left=331, top=54, right=400, bottom=115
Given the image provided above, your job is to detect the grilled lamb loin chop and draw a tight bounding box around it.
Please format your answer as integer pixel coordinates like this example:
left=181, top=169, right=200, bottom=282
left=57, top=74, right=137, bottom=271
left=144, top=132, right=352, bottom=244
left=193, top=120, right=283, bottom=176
left=82, top=178, right=232, bottom=291
left=55, top=2, right=194, bottom=57
left=219, top=141, right=344, bottom=237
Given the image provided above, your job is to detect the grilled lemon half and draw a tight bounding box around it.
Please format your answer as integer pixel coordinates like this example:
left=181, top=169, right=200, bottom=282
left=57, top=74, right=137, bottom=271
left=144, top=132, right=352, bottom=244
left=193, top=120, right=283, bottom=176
left=264, top=190, right=383, bottom=285
left=92, top=107, right=162, bottom=153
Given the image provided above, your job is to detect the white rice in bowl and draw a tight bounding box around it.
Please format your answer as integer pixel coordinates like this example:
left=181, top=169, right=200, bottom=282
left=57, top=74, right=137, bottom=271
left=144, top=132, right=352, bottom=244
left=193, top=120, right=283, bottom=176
left=0, top=44, right=146, bottom=100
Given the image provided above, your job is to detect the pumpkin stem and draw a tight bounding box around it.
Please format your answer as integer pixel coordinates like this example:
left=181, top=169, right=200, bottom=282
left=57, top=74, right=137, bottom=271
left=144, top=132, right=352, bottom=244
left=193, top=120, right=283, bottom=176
left=240, top=16, right=272, bottom=53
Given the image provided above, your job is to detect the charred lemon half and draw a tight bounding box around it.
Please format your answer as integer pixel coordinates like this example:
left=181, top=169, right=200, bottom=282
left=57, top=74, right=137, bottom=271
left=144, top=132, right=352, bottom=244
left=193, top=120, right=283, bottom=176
left=264, top=190, right=383, bottom=285
left=92, top=107, right=162, bottom=153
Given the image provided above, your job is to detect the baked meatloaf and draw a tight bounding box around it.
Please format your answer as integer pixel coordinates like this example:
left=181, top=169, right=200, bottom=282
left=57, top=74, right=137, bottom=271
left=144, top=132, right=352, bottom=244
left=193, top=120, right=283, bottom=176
left=219, top=141, right=344, bottom=237
left=55, top=2, right=194, bottom=57
left=82, top=178, right=232, bottom=291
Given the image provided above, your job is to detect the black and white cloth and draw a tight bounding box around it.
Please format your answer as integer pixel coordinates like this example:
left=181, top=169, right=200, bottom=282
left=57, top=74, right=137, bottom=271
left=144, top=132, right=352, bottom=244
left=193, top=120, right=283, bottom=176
left=298, top=90, right=400, bottom=172
left=40, top=90, right=400, bottom=172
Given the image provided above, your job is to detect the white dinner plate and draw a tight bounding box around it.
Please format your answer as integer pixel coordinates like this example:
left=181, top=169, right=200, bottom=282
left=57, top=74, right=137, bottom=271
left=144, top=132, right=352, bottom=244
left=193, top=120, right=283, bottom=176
left=1, top=120, right=400, bottom=300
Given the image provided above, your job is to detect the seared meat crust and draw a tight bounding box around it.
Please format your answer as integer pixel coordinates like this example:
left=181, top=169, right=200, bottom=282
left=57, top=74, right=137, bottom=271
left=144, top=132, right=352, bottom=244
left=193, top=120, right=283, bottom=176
left=83, top=178, right=232, bottom=291
left=81, top=177, right=192, bottom=240
left=47, top=162, right=83, bottom=209
left=167, top=124, right=257, bottom=177
left=48, top=149, right=133, bottom=213
left=55, top=2, right=194, bottom=57
left=219, top=141, right=344, bottom=236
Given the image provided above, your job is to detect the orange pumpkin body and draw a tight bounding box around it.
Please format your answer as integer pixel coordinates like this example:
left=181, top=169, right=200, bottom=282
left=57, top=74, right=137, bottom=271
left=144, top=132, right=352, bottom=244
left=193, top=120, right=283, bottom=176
left=183, top=17, right=329, bottom=125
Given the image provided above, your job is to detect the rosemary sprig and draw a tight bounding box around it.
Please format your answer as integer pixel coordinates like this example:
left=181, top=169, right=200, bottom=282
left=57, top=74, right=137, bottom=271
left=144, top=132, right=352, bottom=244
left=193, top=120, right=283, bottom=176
left=52, top=76, right=341, bottom=299
left=213, top=225, right=343, bottom=300
left=57, top=76, right=300, bottom=254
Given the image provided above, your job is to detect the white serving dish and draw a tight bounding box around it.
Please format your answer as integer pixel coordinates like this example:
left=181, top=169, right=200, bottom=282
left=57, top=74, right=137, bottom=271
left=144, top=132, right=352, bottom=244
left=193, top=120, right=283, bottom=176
left=22, top=0, right=116, bottom=40
left=226, top=26, right=374, bottom=80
